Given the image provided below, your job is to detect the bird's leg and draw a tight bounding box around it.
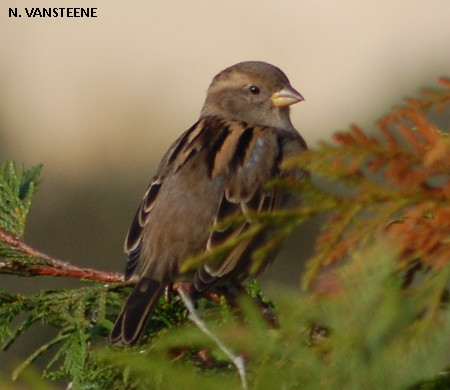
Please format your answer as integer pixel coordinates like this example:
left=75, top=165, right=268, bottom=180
left=169, top=281, right=193, bottom=302
left=176, top=286, right=248, bottom=390
left=175, top=282, right=232, bottom=305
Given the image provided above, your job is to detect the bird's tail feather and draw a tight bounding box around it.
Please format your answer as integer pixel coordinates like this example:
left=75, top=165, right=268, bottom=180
left=110, top=278, right=164, bottom=345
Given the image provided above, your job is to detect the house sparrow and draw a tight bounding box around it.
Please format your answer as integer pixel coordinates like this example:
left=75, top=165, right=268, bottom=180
left=110, top=61, right=307, bottom=345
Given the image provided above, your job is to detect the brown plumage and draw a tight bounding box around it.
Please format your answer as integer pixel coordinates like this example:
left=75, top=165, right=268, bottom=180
left=110, top=61, right=307, bottom=345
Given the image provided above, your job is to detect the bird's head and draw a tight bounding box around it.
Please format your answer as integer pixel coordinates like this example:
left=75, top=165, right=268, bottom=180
left=201, top=61, right=304, bottom=129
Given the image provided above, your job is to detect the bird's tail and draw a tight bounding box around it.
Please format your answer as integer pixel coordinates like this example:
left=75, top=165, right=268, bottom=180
left=110, top=278, right=165, bottom=345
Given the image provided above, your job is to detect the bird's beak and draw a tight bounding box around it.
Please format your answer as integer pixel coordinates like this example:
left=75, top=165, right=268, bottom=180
left=271, top=86, right=304, bottom=107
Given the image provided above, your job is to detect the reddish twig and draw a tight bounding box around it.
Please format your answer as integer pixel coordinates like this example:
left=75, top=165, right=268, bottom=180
left=0, top=228, right=126, bottom=283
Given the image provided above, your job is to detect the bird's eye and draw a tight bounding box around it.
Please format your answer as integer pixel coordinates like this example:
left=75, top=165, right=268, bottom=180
left=249, top=85, right=260, bottom=95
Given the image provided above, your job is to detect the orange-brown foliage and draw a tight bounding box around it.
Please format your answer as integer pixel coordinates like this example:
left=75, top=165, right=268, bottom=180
left=293, top=78, right=450, bottom=287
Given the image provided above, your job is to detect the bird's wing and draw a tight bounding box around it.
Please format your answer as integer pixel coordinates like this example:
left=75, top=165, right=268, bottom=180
left=123, top=119, right=210, bottom=279
left=193, top=123, right=307, bottom=292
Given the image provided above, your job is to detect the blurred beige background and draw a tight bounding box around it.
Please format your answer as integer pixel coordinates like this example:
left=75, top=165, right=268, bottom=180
left=1, top=0, right=450, bottom=386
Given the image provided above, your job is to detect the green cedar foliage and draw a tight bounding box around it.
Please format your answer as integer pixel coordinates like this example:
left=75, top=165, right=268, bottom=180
left=0, top=79, right=449, bottom=389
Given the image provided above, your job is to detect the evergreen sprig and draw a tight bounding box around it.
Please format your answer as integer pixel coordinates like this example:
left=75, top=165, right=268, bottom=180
left=0, top=162, right=42, bottom=237
left=0, top=284, right=125, bottom=378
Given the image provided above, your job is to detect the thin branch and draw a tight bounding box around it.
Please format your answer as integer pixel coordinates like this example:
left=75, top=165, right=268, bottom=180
left=0, top=228, right=125, bottom=283
left=177, top=287, right=249, bottom=390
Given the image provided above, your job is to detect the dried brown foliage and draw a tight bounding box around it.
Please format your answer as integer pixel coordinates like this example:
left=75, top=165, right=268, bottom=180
left=288, top=78, right=450, bottom=288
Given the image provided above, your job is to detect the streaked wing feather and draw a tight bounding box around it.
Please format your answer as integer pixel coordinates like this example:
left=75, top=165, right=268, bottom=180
left=123, top=119, right=207, bottom=279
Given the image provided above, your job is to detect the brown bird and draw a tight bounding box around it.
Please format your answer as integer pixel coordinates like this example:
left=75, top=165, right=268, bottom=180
left=110, top=61, right=307, bottom=345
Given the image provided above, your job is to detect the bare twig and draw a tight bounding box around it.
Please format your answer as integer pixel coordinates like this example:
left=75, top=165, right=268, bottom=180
left=177, top=287, right=248, bottom=390
left=0, top=228, right=125, bottom=283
